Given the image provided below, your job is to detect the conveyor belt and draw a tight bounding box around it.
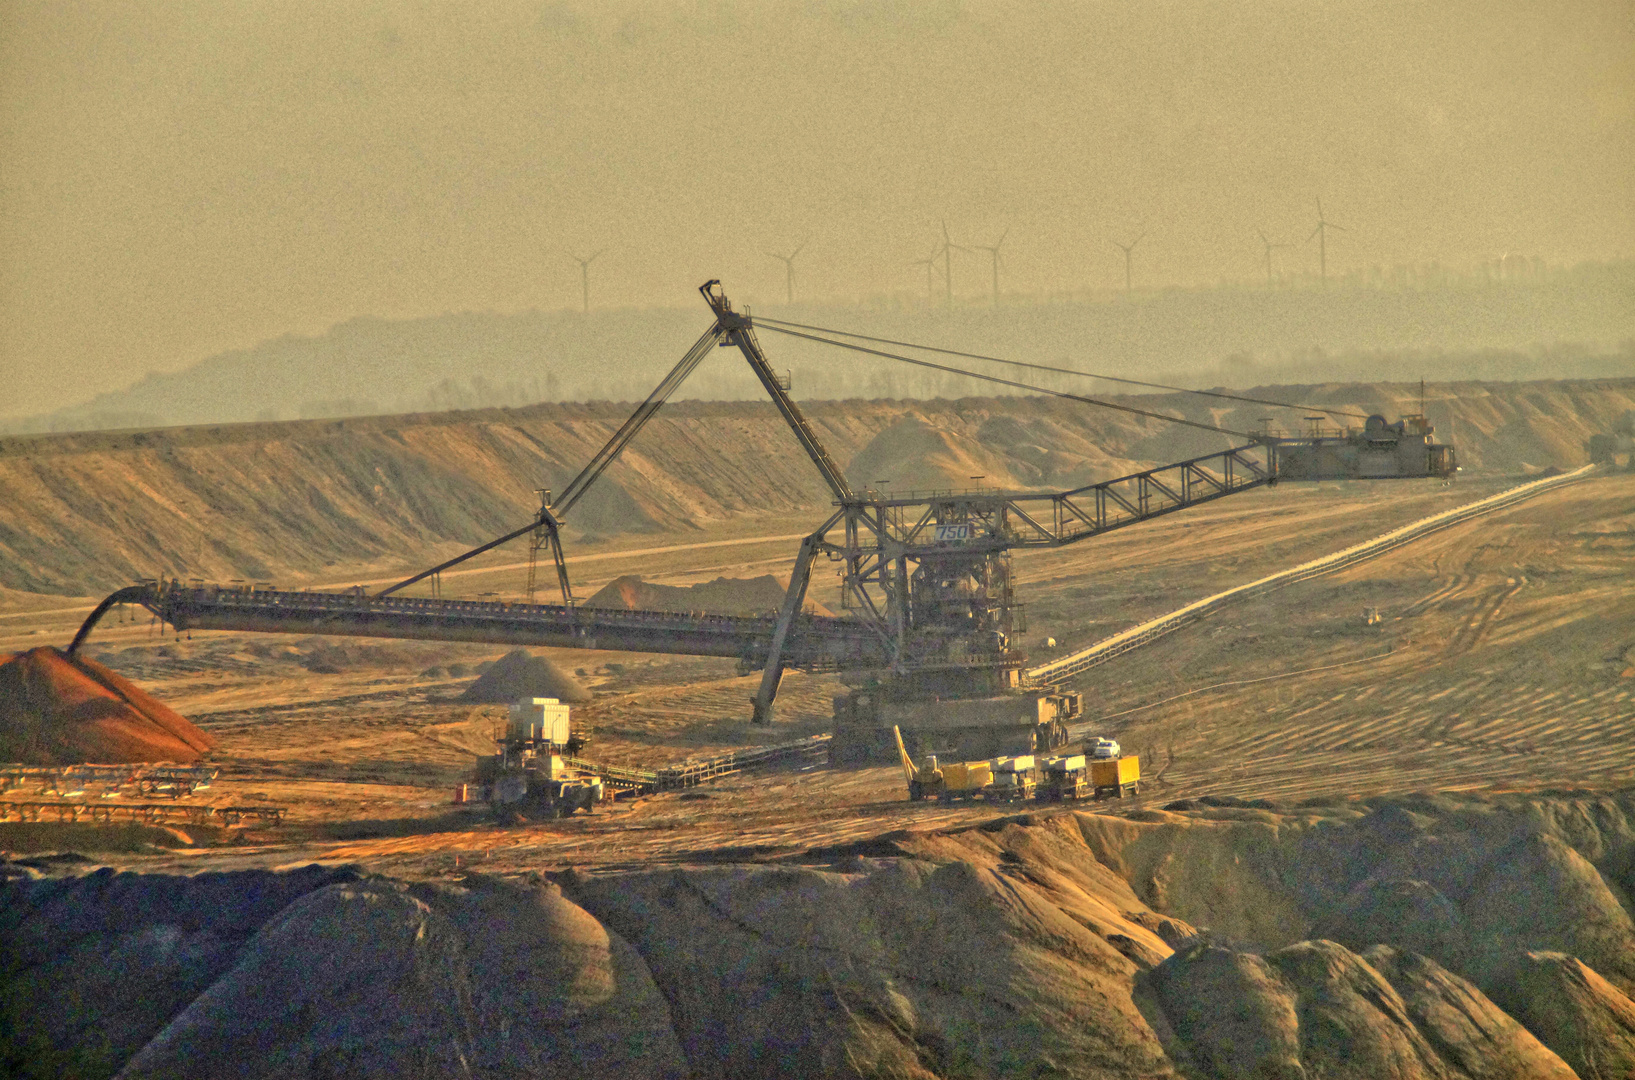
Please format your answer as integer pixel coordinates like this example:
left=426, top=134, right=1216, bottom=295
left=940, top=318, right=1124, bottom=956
left=71, top=581, right=890, bottom=672
left=1028, top=465, right=1598, bottom=685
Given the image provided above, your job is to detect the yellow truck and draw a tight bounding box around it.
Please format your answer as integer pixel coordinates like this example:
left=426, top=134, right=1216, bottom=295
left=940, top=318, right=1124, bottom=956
left=1038, top=754, right=1089, bottom=801
left=937, top=760, right=994, bottom=803
left=1090, top=755, right=1141, bottom=799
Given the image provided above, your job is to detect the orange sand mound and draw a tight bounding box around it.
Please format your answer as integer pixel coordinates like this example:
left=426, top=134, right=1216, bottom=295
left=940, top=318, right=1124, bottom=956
left=0, top=646, right=214, bottom=765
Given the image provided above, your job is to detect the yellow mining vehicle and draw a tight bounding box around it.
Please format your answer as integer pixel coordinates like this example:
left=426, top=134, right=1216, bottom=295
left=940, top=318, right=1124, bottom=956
left=987, top=755, right=1038, bottom=802
left=1090, top=755, right=1141, bottom=799
left=1038, top=754, right=1090, bottom=801
left=895, top=724, right=944, bottom=801
left=895, top=724, right=999, bottom=803
left=895, top=725, right=1045, bottom=805
left=936, top=760, right=994, bottom=803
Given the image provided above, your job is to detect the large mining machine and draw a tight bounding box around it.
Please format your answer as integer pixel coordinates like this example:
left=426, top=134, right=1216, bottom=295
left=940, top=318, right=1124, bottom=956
left=703, top=290, right=1455, bottom=763
left=73, top=280, right=1457, bottom=767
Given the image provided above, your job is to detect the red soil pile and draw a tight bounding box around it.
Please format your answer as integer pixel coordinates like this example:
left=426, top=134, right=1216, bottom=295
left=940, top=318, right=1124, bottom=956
left=0, top=646, right=214, bottom=764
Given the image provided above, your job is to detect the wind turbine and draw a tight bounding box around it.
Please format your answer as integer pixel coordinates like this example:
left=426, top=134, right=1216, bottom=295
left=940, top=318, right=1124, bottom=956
left=1258, top=229, right=1291, bottom=287
left=910, top=244, right=940, bottom=303
left=974, top=229, right=1008, bottom=306
left=568, top=249, right=605, bottom=313
left=1306, top=198, right=1346, bottom=285
left=766, top=243, right=807, bottom=304
left=940, top=220, right=971, bottom=307
left=1112, top=231, right=1146, bottom=294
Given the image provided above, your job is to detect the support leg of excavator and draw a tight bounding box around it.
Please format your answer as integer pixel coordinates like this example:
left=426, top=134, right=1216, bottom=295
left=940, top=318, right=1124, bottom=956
left=751, top=533, right=821, bottom=724
left=546, top=518, right=575, bottom=607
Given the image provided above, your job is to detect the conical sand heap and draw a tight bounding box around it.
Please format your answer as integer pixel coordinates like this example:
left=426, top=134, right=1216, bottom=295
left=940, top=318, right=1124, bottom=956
left=0, top=646, right=214, bottom=764
left=458, top=649, right=593, bottom=704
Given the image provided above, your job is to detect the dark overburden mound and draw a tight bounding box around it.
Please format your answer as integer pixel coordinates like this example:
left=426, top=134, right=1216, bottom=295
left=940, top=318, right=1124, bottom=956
left=0, top=867, right=682, bottom=1080
left=5, top=790, right=1635, bottom=1078
left=1145, top=941, right=1574, bottom=1079
left=0, top=864, right=359, bottom=1079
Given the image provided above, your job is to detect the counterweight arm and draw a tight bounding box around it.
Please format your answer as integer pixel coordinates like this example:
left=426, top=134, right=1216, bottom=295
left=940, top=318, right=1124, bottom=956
left=375, top=323, right=726, bottom=599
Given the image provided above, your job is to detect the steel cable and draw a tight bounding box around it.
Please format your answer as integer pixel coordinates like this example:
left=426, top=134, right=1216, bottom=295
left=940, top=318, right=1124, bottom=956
left=753, top=314, right=1371, bottom=422
left=756, top=322, right=1263, bottom=440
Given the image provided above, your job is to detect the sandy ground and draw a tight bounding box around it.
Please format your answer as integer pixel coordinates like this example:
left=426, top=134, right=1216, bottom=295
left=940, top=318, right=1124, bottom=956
left=2, top=472, right=1630, bottom=877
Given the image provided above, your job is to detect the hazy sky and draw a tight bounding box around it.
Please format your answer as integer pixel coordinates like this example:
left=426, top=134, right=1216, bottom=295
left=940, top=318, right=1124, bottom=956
left=2, top=0, right=1631, bottom=419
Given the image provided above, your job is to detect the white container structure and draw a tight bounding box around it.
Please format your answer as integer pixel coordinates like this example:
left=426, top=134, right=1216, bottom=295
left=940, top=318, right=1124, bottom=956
left=508, top=697, right=572, bottom=748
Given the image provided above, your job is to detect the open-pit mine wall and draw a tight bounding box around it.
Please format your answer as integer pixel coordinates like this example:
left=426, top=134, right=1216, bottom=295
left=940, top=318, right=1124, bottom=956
left=6, top=790, right=1635, bottom=1079
left=0, top=379, right=1629, bottom=596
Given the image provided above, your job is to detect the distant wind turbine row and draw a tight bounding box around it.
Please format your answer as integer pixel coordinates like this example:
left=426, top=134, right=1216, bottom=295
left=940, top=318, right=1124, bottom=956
left=559, top=198, right=1347, bottom=310
left=567, top=249, right=603, bottom=314
left=1258, top=230, right=1290, bottom=287
left=974, top=229, right=1007, bottom=308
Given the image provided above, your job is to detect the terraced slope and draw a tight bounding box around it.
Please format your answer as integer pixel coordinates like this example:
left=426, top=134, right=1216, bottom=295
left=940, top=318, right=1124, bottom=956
left=0, top=379, right=1630, bottom=597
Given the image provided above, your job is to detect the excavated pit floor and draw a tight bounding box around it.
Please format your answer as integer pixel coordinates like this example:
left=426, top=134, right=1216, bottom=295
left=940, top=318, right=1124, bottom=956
left=0, top=472, right=1627, bottom=877
left=3, top=472, right=1633, bottom=1078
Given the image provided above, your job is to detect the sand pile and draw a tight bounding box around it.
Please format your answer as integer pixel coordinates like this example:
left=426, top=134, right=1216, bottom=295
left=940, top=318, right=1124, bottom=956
left=845, top=416, right=1022, bottom=492
left=458, top=649, right=592, bottom=704
left=0, top=646, right=213, bottom=764
left=583, top=575, right=833, bottom=617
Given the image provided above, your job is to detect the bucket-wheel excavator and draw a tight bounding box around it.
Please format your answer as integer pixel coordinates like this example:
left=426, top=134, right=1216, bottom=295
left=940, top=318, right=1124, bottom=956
left=694, top=282, right=1454, bottom=762
left=73, top=280, right=1456, bottom=764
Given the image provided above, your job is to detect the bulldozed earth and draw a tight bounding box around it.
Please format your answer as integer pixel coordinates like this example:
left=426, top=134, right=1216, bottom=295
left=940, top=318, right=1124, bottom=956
left=1, top=384, right=1633, bottom=1077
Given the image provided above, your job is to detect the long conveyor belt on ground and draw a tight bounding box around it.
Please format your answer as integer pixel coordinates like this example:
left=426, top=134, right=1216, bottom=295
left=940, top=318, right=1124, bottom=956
left=565, top=734, right=832, bottom=796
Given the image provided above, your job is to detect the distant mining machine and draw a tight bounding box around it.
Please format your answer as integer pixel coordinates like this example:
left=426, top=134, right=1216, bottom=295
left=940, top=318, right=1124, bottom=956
left=694, top=283, right=1457, bottom=764
left=107, top=279, right=1454, bottom=770
left=285, top=280, right=1456, bottom=765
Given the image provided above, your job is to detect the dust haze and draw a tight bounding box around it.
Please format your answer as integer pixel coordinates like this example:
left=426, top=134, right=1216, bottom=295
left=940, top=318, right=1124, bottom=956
left=1, top=0, right=1631, bottom=426
left=7, top=8, right=1635, bottom=1075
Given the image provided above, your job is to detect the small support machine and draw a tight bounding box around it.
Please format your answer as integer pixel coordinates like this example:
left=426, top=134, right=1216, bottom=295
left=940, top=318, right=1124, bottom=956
left=473, top=697, right=603, bottom=818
